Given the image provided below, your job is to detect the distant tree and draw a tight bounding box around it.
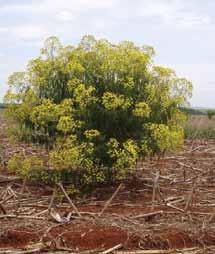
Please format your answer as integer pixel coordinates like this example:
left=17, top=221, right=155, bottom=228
left=207, top=109, right=215, bottom=119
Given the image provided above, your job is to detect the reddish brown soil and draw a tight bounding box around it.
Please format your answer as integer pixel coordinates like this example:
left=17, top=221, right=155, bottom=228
left=0, top=228, right=40, bottom=248
left=50, top=224, right=133, bottom=250
left=0, top=224, right=139, bottom=250
left=0, top=224, right=213, bottom=251
left=142, top=230, right=195, bottom=249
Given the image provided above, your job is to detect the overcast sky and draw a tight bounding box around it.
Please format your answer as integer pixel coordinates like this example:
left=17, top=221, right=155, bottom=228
left=0, top=0, right=215, bottom=107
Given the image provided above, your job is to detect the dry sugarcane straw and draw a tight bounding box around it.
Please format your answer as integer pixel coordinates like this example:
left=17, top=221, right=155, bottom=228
left=48, top=186, right=57, bottom=212
left=151, top=170, right=160, bottom=211
left=99, top=183, right=123, bottom=217
left=184, top=177, right=198, bottom=212
left=102, top=244, right=123, bottom=254
left=57, top=182, right=82, bottom=217
left=0, top=214, right=46, bottom=220
left=132, top=210, right=163, bottom=220
left=115, top=247, right=200, bottom=254
left=0, top=203, right=6, bottom=214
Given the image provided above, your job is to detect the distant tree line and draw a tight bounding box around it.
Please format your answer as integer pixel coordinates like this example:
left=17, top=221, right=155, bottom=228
left=180, top=107, right=206, bottom=116
left=0, top=103, right=6, bottom=109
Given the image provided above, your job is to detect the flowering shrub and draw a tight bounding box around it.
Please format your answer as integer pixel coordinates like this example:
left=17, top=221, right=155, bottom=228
left=5, top=35, right=192, bottom=183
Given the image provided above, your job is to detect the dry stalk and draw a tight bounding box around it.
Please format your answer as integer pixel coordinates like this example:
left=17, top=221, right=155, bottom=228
left=99, top=183, right=123, bottom=217
left=184, top=177, right=198, bottom=212
left=57, top=182, right=82, bottom=217
left=151, top=171, right=160, bottom=211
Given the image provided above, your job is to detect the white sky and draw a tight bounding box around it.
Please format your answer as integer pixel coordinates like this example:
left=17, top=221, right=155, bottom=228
left=0, top=0, right=215, bottom=107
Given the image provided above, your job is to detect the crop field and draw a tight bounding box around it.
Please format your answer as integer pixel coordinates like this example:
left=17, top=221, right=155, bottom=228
left=1, top=113, right=215, bottom=253
left=185, top=115, right=215, bottom=140
left=186, top=115, right=215, bottom=130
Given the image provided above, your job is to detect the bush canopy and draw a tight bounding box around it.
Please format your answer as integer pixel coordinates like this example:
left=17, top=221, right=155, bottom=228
left=5, top=35, right=192, bottom=182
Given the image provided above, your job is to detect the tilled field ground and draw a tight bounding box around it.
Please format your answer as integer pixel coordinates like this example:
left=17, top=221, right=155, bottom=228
left=1, top=112, right=215, bottom=253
